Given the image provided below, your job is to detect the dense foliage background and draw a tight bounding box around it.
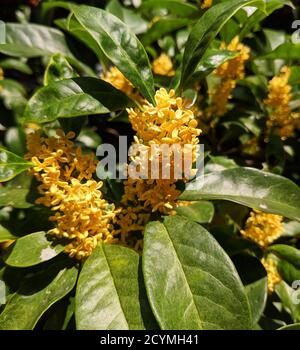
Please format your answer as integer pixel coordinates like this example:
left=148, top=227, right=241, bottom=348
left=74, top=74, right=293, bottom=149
left=1, top=0, right=300, bottom=330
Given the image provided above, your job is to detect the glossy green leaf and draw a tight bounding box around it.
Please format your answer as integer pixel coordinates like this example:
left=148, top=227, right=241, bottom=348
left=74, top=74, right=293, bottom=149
left=0, top=23, right=94, bottom=76
left=55, top=17, right=109, bottom=68
left=70, top=5, right=155, bottom=104
left=143, top=216, right=251, bottom=330
left=180, top=167, right=300, bottom=221
left=0, top=225, right=16, bottom=243
left=4, top=232, right=64, bottom=268
left=180, top=0, right=264, bottom=88
left=175, top=201, right=214, bottom=223
left=23, top=77, right=133, bottom=124
left=106, top=0, right=148, bottom=35
left=44, top=53, right=77, bottom=85
left=268, top=245, right=300, bottom=269
left=76, top=243, right=155, bottom=330
left=190, top=49, right=239, bottom=83
left=0, top=23, right=73, bottom=58
left=282, top=221, right=300, bottom=237
left=0, top=148, right=32, bottom=182
left=0, top=264, right=78, bottom=330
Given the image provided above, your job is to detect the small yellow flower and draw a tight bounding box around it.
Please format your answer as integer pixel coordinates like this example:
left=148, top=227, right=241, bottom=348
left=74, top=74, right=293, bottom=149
left=265, top=66, right=295, bottom=139
left=208, top=36, right=250, bottom=117
left=114, top=88, right=201, bottom=246
left=262, top=257, right=282, bottom=293
left=240, top=209, right=283, bottom=248
left=201, top=0, right=212, bottom=9
left=152, top=53, right=175, bottom=77
left=26, top=129, right=116, bottom=260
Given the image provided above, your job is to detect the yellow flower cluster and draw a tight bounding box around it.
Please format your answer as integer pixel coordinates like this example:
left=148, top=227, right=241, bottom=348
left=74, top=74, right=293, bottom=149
left=201, top=0, right=212, bottom=9
left=208, top=36, right=250, bottom=117
left=101, top=66, right=142, bottom=103
left=26, top=129, right=116, bottom=260
left=264, top=66, right=297, bottom=139
left=114, top=88, right=201, bottom=247
left=240, top=209, right=283, bottom=248
left=152, top=53, right=175, bottom=77
left=261, top=257, right=282, bottom=293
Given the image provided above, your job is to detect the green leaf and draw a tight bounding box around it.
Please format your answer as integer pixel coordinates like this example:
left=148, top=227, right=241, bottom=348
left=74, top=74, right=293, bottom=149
left=76, top=243, right=155, bottom=330
left=23, top=77, right=133, bottom=124
left=175, top=201, right=214, bottom=223
left=4, top=232, right=65, bottom=268
left=143, top=216, right=251, bottom=330
left=239, top=0, right=293, bottom=39
left=0, top=23, right=73, bottom=58
left=180, top=167, right=300, bottom=221
left=70, top=5, right=155, bottom=104
left=106, top=0, right=148, bottom=35
left=44, top=53, right=77, bottom=85
left=0, top=264, right=78, bottom=330
left=141, top=17, right=192, bottom=47
left=0, top=58, right=32, bottom=74
left=257, top=42, right=300, bottom=60
left=0, top=79, right=27, bottom=117
left=190, top=49, right=239, bottom=83
left=0, top=148, right=32, bottom=182
left=277, top=260, right=300, bottom=284
left=0, top=188, right=33, bottom=209
left=180, top=0, right=264, bottom=88
left=0, top=225, right=16, bottom=243
left=0, top=23, right=94, bottom=76
left=233, top=254, right=267, bottom=326
left=268, top=245, right=300, bottom=270
left=139, top=0, right=199, bottom=18
left=279, top=323, right=300, bottom=330
left=275, top=281, right=300, bottom=323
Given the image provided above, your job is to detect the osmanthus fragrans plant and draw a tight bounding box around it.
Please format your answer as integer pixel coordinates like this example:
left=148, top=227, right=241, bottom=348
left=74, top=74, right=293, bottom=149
left=0, top=0, right=300, bottom=330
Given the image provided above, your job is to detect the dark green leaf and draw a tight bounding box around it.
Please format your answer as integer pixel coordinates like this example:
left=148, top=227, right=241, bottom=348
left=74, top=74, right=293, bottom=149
left=71, top=5, right=155, bottom=103
left=268, top=245, right=300, bottom=269
left=143, top=216, right=251, bottom=330
left=180, top=167, right=300, bottom=221
left=180, top=0, right=264, bottom=88
left=4, top=232, right=64, bottom=268
left=23, top=77, right=133, bottom=123
left=175, top=201, right=214, bottom=223
left=0, top=264, right=78, bottom=330
left=0, top=148, right=32, bottom=182
left=76, top=243, right=154, bottom=330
